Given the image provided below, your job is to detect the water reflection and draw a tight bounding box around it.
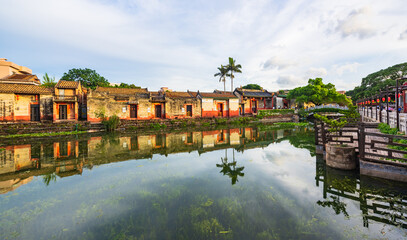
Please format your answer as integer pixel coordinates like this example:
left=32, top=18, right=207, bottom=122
left=0, top=126, right=406, bottom=238
left=216, top=149, right=244, bottom=185
left=315, top=155, right=407, bottom=229
left=0, top=127, right=298, bottom=193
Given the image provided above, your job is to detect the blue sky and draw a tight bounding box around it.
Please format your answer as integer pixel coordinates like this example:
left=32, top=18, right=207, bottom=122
left=1, top=0, right=406, bottom=92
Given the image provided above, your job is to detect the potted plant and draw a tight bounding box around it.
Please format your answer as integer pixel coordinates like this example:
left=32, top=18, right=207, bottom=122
left=315, top=105, right=359, bottom=170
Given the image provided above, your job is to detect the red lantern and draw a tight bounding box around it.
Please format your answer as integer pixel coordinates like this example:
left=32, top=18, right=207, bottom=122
left=388, top=97, right=391, bottom=102
left=377, top=98, right=379, bottom=103
left=382, top=97, right=385, bottom=102
left=398, top=93, right=401, bottom=98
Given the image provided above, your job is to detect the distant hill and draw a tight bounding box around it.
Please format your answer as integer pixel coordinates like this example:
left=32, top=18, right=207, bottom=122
left=346, top=62, right=407, bottom=100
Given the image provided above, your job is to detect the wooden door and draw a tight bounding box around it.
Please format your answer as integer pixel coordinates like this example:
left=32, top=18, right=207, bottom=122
left=155, top=105, right=162, bottom=118
left=218, top=103, right=223, bottom=117
left=59, top=105, right=67, bottom=120
left=30, top=104, right=40, bottom=121
left=130, top=105, right=137, bottom=118
left=251, top=100, right=257, bottom=113
left=186, top=105, right=192, bottom=117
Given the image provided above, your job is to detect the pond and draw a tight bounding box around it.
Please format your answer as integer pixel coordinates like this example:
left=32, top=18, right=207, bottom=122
left=0, top=126, right=406, bottom=240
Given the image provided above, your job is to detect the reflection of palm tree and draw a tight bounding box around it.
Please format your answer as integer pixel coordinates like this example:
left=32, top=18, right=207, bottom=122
left=42, top=173, right=57, bottom=186
left=216, top=149, right=244, bottom=185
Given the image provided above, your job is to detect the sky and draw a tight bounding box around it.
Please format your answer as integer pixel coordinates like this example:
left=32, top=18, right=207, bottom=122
left=0, top=0, right=406, bottom=92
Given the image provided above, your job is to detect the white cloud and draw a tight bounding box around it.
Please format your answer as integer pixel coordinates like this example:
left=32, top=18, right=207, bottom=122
left=336, top=7, right=376, bottom=39
left=332, top=63, right=361, bottom=76
left=0, top=0, right=407, bottom=92
left=306, top=67, right=327, bottom=78
left=275, top=75, right=305, bottom=88
left=262, top=56, right=296, bottom=70
left=400, top=29, right=407, bottom=40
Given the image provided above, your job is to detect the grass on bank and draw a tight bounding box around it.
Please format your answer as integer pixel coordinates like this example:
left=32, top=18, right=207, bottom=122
left=0, top=131, right=87, bottom=139
left=377, top=123, right=407, bottom=163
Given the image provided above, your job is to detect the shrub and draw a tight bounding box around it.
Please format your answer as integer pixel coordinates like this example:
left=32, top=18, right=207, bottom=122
left=215, top=118, right=228, bottom=125
left=102, top=115, right=120, bottom=132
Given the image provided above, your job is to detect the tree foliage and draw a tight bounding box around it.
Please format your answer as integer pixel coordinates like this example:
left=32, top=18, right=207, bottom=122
left=346, top=62, right=407, bottom=100
left=61, top=68, right=109, bottom=89
left=287, top=78, right=351, bottom=106
left=214, top=65, right=229, bottom=92
left=41, top=73, right=56, bottom=87
left=226, top=57, right=242, bottom=91
left=114, top=83, right=141, bottom=89
left=242, top=84, right=262, bottom=90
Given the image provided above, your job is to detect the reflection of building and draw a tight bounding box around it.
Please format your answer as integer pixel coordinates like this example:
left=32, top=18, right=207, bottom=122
left=0, top=126, right=308, bottom=194
left=315, top=156, right=407, bottom=229
left=0, top=177, right=33, bottom=194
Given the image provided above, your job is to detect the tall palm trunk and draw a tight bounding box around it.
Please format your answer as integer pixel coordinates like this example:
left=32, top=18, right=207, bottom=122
left=223, top=78, right=226, bottom=93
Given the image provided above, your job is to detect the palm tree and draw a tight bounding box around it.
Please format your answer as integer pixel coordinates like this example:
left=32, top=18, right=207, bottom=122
left=226, top=57, right=242, bottom=91
left=42, top=73, right=56, bottom=87
left=214, top=65, right=229, bottom=92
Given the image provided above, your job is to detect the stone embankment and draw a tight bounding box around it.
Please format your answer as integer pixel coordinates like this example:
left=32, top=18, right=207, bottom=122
left=0, top=114, right=298, bottom=136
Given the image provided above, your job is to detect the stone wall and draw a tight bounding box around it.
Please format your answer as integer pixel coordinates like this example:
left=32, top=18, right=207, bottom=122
left=0, top=93, right=14, bottom=121
left=87, top=91, right=152, bottom=122
left=165, top=97, right=201, bottom=118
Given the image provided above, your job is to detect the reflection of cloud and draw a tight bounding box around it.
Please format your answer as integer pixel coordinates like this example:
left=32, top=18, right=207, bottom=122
left=262, top=56, right=296, bottom=70
left=336, top=7, right=376, bottom=39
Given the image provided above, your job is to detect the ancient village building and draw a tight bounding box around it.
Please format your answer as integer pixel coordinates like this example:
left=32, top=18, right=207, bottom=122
left=53, top=80, right=86, bottom=122
left=0, top=58, right=32, bottom=78
left=163, top=91, right=201, bottom=119
left=87, top=86, right=151, bottom=122
left=149, top=91, right=166, bottom=119
left=233, top=88, right=274, bottom=114
left=194, top=91, right=239, bottom=117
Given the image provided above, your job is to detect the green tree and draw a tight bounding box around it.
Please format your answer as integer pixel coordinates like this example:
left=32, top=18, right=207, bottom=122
left=346, top=62, right=407, bottom=100
left=226, top=57, right=242, bottom=91
left=214, top=65, right=229, bottom=92
left=242, top=84, right=262, bottom=90
left=41, top=73, right=56, bottom=87
left=116, top=83, right=141, bottom=89
left=61, top=68, right=109, bottom=89
left=287, top=78, right=351, bottom=106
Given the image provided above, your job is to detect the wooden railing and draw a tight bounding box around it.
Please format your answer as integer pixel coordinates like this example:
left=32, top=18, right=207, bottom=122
left=315, top=120, right=407, bottom=166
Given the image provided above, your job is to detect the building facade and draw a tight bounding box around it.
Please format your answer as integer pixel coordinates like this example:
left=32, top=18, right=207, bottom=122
left=53, top=80, right=86, bottom=122
left=234, top=88, right=274, bottom=114
left=196, top=91, right=239, bottom=118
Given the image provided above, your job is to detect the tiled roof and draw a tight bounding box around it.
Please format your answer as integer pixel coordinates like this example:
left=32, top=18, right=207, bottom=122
left=0, top=83, right=53, bottom=94
left=95, top=86, right=148, bottom=95
left=0, top=74, right=40, bottom=85
left=235, top=88, right=273, bottom=98
left=55, top=80, right=80, bottom=89
left=188, top=91, right=198, bottom=98
left=199, top=92, right=237, bottom=99
left=165, top=92, right=194, bottom=98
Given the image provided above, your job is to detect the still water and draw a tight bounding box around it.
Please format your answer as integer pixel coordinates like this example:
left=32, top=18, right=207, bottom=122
left=0, top=126, right=406, bottom=240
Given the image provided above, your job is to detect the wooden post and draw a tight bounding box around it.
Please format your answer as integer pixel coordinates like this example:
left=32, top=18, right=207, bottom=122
left=370, top=97, right=373, bottom=119
left=386, top=86, right=389, bottom=124
left=396, top=78, right=400, bottom=129
left=314, top=119, right=319, bottom=145
left=321, top=122, right=326, bottom=150
left=379, top=94, right=382, bottom=123
left=358, top=122, right=365, bottom=161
